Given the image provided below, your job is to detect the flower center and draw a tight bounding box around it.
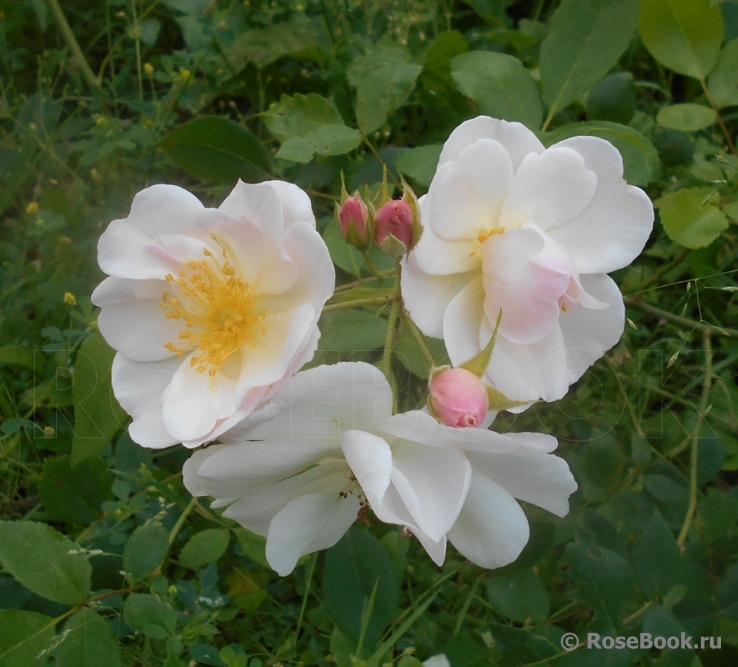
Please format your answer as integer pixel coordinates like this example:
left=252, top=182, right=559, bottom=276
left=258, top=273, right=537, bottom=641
left=160, top=239, right=266, bottom=376
left=470, top=226, right=505, bottom=257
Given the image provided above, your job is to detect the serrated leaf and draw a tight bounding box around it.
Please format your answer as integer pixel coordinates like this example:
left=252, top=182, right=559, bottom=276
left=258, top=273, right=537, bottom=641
left=485, top=570, right=551, bottom=624
left=38, top=455, right=114, bottom=523
left=348, top=38, right=422, bottom=134
left=394, top=144, right=443, bottom=188
left=276, top=125, right=361, bottom=163
left=544, top=120, right=659, bottom=186
left=55, top=608, right=121, bottom=667
left=632, top=510, right=682, bottom=598
left=450, top=51, right=543, bottom=129
left=160, top=117, right=271, bottom=185
left=0, top=521, right=91, bottom=605
left=540, top=0, right=639, bottom=117
left=318, top=310, right=387, bottom=354
left=71, top=331, right=127, bottom=465
left=639, top=0, right=724, bottom=79
left=708, top=38, right=738, bottom=108
left=486, top=624, right=558, bottom=667
left=123, top=522, right=169, bottom=582
left=323, top=528, right=399, bottom=648
left=422, top=30, right=468, bottom=92
left=657, top=104, right=716, bottom=132
left=179, top=529, right=230, bottom=569
left=0, top=609, right=55, bottom=667
left=564, top=536, right=636, bottom=633
left=655, top=187, right=729, bottom=249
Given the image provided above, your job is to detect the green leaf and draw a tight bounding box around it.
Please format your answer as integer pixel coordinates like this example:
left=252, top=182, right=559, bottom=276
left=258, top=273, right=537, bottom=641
left=587, top=72, right=636, bottom=124
left=0, top=610, right=55, bottom=667
left=698, top=489, right=738, bottom=543
left=322, top=220, right=393, bottom=278
left=54, top=608, right=121, bottom=667
left=657, top=104, right=716, bottom=131
left=485, top=570, right=551, bottom=624
left=123, top=522, right=170, bottom=582
left=422, top=30, right=468, bottom=92
left=0, top=520, right=91, bottom=605
left=265, top=94, right=361, bottom=163
left=393, top=144, right=442, bottom=189
left=539, top=0, right=639, bottom=117
left=38, top=455, right=114, bottom=523
left=632, top=510, right=682, bottom=598
left=123, top=593, right=178, bottom=634
left=655, top=187, right=729, bottom=249
left=708, top=38, right=738, bottom=108
left=543, top=120, right=659, bottom=186
left=159, top=117, right=271, bottom=185
left=639, top=0, right=724, bottom=79
left=450, top=51, right=543, bottom=129
left=329, top=627, right=371, bottom=667
left=226, top=16, right=329, bottom=69
left=234, top=528, right=269, bottom=569
left=71, top=331, right=127, bottom=465
left=0, top=345, right=34, bottom=369
left=318, top=310, right=387, bottom=354
left=347, top=38, right=422, bottom=135
left=179, top=529, right=230, bottom=569
left=564, top=536, right=636, bottom=632
left=323, top=528, right=400, bottom=647
left=486, top=624, right=558, bottom=667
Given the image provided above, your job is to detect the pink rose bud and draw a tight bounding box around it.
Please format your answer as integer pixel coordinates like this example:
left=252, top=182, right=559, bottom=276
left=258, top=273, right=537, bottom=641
left=336, top=194, right=371, bottom=249
left=374, top=200, right=415, bottom=257
left=429, top=367, right=490, bottom=428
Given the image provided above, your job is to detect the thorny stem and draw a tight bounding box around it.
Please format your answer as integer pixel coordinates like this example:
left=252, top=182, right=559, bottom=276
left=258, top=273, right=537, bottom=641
left=677, top=331, right=713, bottom=549
left=322, top=295, right=395, bottom=313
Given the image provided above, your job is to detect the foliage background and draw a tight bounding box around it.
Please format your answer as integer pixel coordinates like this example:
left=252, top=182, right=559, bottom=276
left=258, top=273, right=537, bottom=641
left=0, top=0, right=737, bottom=665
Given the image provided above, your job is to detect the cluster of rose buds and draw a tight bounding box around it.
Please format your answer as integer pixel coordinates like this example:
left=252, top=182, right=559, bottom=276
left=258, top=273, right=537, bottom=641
left=335, top=172, right=422, bottom=257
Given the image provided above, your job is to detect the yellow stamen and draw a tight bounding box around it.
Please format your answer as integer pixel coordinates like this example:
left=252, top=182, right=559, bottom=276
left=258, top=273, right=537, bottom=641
left=470, top=226, right=505, bottom=256
left=160, top=238, right=266, bottom=376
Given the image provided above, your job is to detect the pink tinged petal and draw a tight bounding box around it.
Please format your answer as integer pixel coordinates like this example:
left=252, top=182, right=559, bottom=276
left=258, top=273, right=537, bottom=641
left=427, top=139, right=514, bottom=241
left=438, top=117, right=544, bottom=172
left=262, top=180, right=317, bottom=229
left=544, top=137, right=655, bottom=274
left=111, top=354, right=179, bottom=449
left=442, top=276, right=486, bottom=366
left=92, top=277, right=183, bottom=362
left=499, top=147, right=597, bottom=230
left=481, top=228, right=570, bottom=345
left=97, top=185, right=208, bottom=279
left=448, top=474, right=530, bottom=569
left=401, top=252, right=476, bottom=339
left=278, top=221, right=335, bottom=307
left=266, top=492, right=360, bottom=576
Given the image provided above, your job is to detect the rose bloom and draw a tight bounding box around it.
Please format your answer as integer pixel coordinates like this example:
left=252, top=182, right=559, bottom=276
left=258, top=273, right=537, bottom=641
left=402, top=116, right=654, bottom=404
left=183, top=362, right=576, bottom=575
left=91, top=180, right=334, bottom=448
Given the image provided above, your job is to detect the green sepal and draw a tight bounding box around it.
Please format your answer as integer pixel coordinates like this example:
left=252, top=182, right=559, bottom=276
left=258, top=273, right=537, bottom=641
left=486, top=386, right=531, bottom=411
left=399, top=176, right=423, bottom=253
left=459, top=310, right=502, bottom=377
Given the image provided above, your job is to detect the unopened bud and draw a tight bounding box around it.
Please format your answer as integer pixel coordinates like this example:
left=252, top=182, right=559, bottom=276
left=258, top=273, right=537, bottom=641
left=336, top=193, right=371, bottom=249
left=428, top=367, right=489, bottom=428
left=374, top=200, right=415, bottom=256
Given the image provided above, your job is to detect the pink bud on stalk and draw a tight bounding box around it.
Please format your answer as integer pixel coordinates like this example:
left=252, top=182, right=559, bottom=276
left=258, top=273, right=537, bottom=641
left=336, top=190, right=371, bottom=249
left=428, top=367, right=490, bottom=428
left=373, top=176, right=422, bottom=257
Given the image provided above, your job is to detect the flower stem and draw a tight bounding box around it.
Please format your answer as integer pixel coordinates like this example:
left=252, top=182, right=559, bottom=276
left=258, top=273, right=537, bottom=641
left=677, top=331, right=713, bottom=549
left=402, top=307, right=436, bottom=366
left=701, top=78, right=737, bottom=155
left=169, top=497, right=198, bottom=546
left=382, top=264, right=403, bottom=411
left=361, top=249, right=382, bottom=277
left=624, top=297, right=738, bottom=338
left=322, top=295, right=395, bottom=313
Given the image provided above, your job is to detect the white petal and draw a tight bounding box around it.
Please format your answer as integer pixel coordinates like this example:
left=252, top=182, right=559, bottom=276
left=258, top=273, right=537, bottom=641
left=401, top=253, right=475, bottom=339
left=182, top=445, right=228, bottom=497
left=411, top=529, right=447, bottom=567
left=545, top=136, right=654, bottom=274
left=412, top=219, right=479, bottom=276
left=448, top=474, right=530, bottom=569
left=264, top=180, right=317, bottom=229
left=443, top=276, right=487, bottom=365
left=111, top=354, right=180, bottom=449
left=341, top=430, right=394, bottom=512
left=500, top=147, right=597, bottom=230
left=93, top=277, right=182, bottom=362
left=266, top=492, right=359, bottom=576
left=465, top=442, right=577, bottom=517
left=438, top=117, right=544, bottom=172
left=426, top=139, right=513, bottom=241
